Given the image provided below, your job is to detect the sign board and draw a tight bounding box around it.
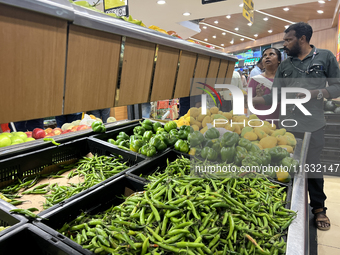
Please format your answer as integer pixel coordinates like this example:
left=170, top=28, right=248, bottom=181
left=103, top=0, right=129, bottom=17
left=243, top=0, right=254, bottom=24
left=202, top=0, right=226, bottom=4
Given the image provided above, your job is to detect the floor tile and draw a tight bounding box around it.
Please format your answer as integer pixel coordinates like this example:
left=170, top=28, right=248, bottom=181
left=318, top=244, right=340, bottom=255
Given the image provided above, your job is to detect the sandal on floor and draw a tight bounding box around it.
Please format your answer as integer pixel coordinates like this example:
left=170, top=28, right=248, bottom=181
left=314, top=208, right=331, bottom=231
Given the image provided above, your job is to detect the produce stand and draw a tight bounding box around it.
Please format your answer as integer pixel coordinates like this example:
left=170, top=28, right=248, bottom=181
left=0, top=199, right=28, bottom=237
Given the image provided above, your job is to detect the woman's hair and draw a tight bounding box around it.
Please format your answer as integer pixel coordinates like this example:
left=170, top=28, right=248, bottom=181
left=262, top=47, right=281, bottom=63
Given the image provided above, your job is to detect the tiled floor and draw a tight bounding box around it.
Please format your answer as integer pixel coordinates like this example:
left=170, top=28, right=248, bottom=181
left=317, top=176, right=340, bottom=254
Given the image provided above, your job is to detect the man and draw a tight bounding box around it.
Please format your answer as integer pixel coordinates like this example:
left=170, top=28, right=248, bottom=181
left=251, top=22, right=340, bottom=231
left=249, top=57, right=264, bottom=78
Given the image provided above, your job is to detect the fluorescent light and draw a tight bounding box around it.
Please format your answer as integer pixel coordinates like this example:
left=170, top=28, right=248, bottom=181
left=317, top=10, right=324, bottom=13
left=247, top=23, right=252, bottom=26
left=255, top=10, right=295, bottom=24
left=221, top=44, right=224, bottom=46
left=240, top=38, right=245, bottom=41
left=268, top=30, right=272, bottom=33
left=188, top=37, right=225, bottom=50
left=222, top=32, right=226, bottom=35
left=204, top=38, right=208, bottom=41
left=285, top=25, right=289, bottom=29
left=263, top=17, right=268, bottom=21
left=157, top=0, right=166, bottom=4
left=235, top=28, right=239, bottom=31
left=203, top=26, right=207, bottom=29
left=254, top=34, right=258, bottom=37
left=183, top=12, right=191, bottom=16
left=230, top=40, right=234, bottom=44
left=239, top=3, right=243, bottom=7
left=283, top=7, right=289, bottom=11
left=212, top=35, right=216, bottom=38
left=318, top=0, right=325, bottom=3
left=226, top=15, right=231, bottom=19
left=214, top=20, right=219, bottom=24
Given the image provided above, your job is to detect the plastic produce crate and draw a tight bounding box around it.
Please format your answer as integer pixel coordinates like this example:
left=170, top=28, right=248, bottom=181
left=33, top=175, right=146, bottom=255
left=0, top=223, right=83, bottom=255
left=324, top=123, right=340, bottom=136
left=0, top=199, right=28, bottom=238
left=324, top=113, right=340, bottom=123
left=324, top=135, right=340, bottom=149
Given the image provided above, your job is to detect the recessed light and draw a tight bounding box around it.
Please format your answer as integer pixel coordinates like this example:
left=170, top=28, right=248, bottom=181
left=183, top=12, right=191, bottom=16
left=203, top=26, right=207, bottom=29
left=254, top=34, right=258, bottom=37
left=263, top=17, right=268, bottom=21
left=226, top=15, right=231, bottom=19
left=214, top=20, right=219, bottom=24
left=212, top=35, right=216, bottom=38
left=317, top=10, right=324, bottom=13
left=235, top=28, right=239, bottom=31
left=222, top=32, right=226, bottom=35
left=285, top=25, right=289, bottom=29
left=268, top=30, right=272, bottom=33
left=240, top=38, right=245, bottom=41
left=283, top=7, right=289, bottom=11
left=239, top=3, right=243, bottom=7
left=318, top=0, right=325, bottom=3
left=157, top=0, right=166, bottom=4
left=204, top=38, right=208, bottom=41
left=230, top=40, right=234, bottom=44
left=247, top=23, right=252, bottom=26
left=221, top=44, right=224, bottom=46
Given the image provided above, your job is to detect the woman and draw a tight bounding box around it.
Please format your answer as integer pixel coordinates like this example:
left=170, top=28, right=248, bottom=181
left=248, top=48, right=281, bottom=125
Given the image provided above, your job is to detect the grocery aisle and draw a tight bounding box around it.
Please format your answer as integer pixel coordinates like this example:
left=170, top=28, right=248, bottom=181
left=317, top=176, right=340, bottom=254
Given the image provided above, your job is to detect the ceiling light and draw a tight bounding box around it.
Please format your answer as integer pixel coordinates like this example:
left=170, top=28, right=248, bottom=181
left=203, top=26, right=207, bottom=29
left=222, top=32, right=226, bottom=35
left=255, top=10, right=295, bottom=24
left=226, top=15, right=231, bottom=19
left=157, top=0, right=166, bottom=4
left=268, top=30, right=272, bottom=33
left=247, top=23, right=252, bottom=26
left=183, top=12, right=191, bottom=16
left=240, top=38, right=245, bottom=41
left=212, top=35, right=216, bottom=38
left=239, top=3, right=243, bottom=7
left=318, top=0, right=325, bottom=3
left=200, top=22, right=256, bottom=41
left=317, top=10, right=324, bottom=13
left=254, top=34, right=258, bottom=37
left=204, top=38, right=208, bottom=41
left=214, top=20, right=219, bottom=24
left=230, top=40, right=234, bottom=44
left=283, top=7, right=289, bottom=11
left=263, top=17, right=268, bottom=21
left=221, top=44, right=224, bottom=46
left=235, top=28, right=239, bottom=31
left=285, top=25, right=289, bottom=29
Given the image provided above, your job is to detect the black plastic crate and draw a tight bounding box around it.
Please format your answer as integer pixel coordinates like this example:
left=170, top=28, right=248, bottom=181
left=0, top=199, right=28, bottom=237
left=325, top=114, right=340, bottom=123
left=0, top=223, right=83, bottom=255
left=324, top=135, right=340, bottom=149
left=320, top=149, right=340, bottom=162
left=324, top=123, right=340, bottom=136
left=34, top=175, right=146, bottom=255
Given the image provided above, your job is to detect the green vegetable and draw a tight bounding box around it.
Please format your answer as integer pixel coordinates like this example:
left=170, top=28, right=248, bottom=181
left=142, top=131, right=154, bottom=142
left=187, top=131, right=204, bottom=147
left=153, top=122, right=163, bottom=133
left=116, top=131, right=129, bottom=141
left=169, top=129, right=179, bottom=136
left=91, top=121, right=106, bottom=133
left=43, top=138, right=60, bottom=146
left=174, top=139, right=189, bottom=153
left=133, top=126, right=146, bottom=136
left=129, top=134, right=143, bottom=143
left=238, top=138, right=253, bottom=151
left=141, top=119, right=153, bottom=130
left=178, top=129, right=189, bottom=140
left=164, top=121, right=177, bottom=133
left=149, top=136, right=167, bottom=151
left=200, top=147, right=218, bottom=161
left=220, top=132, right=239, bottom=147
left=139, top=144, right=157, bottom=157
left=267, top=146, right=290, bottom=162
left=280, top=157, right=299, bottom=173
left=130, top=139, right=145, bottom=153
left=156, top=128, right=167, bottom=135
left=220, top=145, right=236, bottom=163
left=204, top=127, right=220, bottom=139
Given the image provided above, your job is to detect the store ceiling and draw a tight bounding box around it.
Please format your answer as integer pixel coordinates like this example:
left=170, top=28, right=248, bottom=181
left=128, top=0, right=337, bottom=51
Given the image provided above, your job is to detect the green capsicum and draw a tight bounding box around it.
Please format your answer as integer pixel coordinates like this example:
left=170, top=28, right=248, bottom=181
left=200, top=147, right=218, bottom=161
left=108, top=138, right=115, bottom=145
left=91, top=121, right=106, bottom=133
left=141, top=119, right=153, bottom=130
left=255, top=150, right=271, bottom=166
left=220, top=132, right=239, bottom=147
left=164, top=121, right=177, bottom=133
left=204, top=127, right=220, bottom=139
left=174, top=139, right=189, bottom=153
left=249, top=144, right=261, bottom=153
left=179, top=125, right=194, bottom=133
left=169, top=129, right=179, bottom=136
left=133, top=126, right=146, bottom=136
left=267, top=146, right=290, bottom=162
left=234, top=148, right=247, bottom=166
left=178, top=129, right=189, bottom=140
left=130, top=139, right=145, bottom=153
left=188, top=131, right=204, bottom=147
left=139, top=144, right=157, bottom=157
left=149, top=136, right=167, bottom=151
left=156, top=128, right=167, bottom=135
left=130, top=134, right=143, bottom=143
left=280, top=156, right=299, bottom=173
left=118, top=140, right=129, bottom=149
left=142, top=131, right=154, bottom=142
left=168, top=135, right=179, bottom=146
left=155, top=133, right=171, bottom=146
left=220, top=145, right=236, bottom=163
left=116, top=131, right=129, bottom=141
left=241, top=156, right=261, bottom=170
left=238, top=138, right=253, bottom=151
left=212, top=142, right=221, bottom=156
left=153, top=122, right=162, bottom=133
left=114, top=138, right=125, bottom=146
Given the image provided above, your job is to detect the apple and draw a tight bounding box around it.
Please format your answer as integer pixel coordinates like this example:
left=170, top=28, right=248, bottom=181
left=45, top=128, right=53, bottom=135
left=1, top=132, right=12, bottom=138
left=10, top=136, right=24, bottom=144
left=32, top=128, right=46, bottom=139
left=14, top=131, right=27, bottom=140
left=52, top=128, right=62, bottom=136
left=61, top=130, right=72, bottom=135
left=24, top=137, right=35, bottom=142
left=0, top=134, right=11, bottom=147
left=45, top=133, right=55, bottom=137
left=77, top=125, right=89, bottom=131
left=70, top=126, right=79, bottom=132
left=25, top=131, right=32, bottom=138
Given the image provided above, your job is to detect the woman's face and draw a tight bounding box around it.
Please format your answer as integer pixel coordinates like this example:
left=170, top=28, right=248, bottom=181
left=262, top=49, right=279, bottom=68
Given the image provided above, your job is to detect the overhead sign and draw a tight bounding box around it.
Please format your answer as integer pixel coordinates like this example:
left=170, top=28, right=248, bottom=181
left=243, top=0, right=254, bottom=24
left=202, top=0, right=226, bottom=4
left=103, top=0, right=129, bottom=17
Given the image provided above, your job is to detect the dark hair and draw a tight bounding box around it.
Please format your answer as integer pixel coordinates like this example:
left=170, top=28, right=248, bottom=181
left=284, top=22, right=313, bottom=43
left=262, top=47, right=282, bottom=63
left=257, top=57, right=263, bottom=66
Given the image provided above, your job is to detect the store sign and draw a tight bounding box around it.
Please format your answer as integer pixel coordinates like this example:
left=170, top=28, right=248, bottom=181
left=235, top=57, right=259, bottom=67
left=104, top=0, right=129, bottom=17
left=242, top=0, right=254, bottom=24
left=202, top=0, right=226, bottom=4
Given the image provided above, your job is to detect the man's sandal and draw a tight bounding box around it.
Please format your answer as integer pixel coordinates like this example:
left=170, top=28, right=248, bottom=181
left=314, top=208, right=331, bottom=231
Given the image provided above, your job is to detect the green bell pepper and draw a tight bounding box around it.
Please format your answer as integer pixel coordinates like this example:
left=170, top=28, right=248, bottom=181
left=139, top=144, right=157, bottom=157
left=220, top=145, right=236, bottom=163
left=156, top=128, right=167, bottom=135
left=130, top=139, right=144, bottom=153
left=149, top=136, right=167, bottom=151
left=280, top=156, right=299, bottom=173
left=204, top=127, right=220, bottom=139
left=220, top=132, right=239, bottom=147
left=153, top=122, right=163, bottom=133
left=118, top=140, right=129, bottom=149
left=142, top=131, right=154, bottom=142
left=179, top=125, right=194, bottom=133
left=130, top=135, right=143, bottom=143
left=255, top=150, right=271, bottom=166
left=164, top=121, right=177, bottom=133
left=200, top=147, right=218, bottom=161
left=250, top=144, right=261, bottom=153
left=238, top=138, right=253, bottom=151
left=168, top=135, right=178, bottom=146
left=141, top=119, right=153, bottom=130
left=268, top=146, right=290, bottom=162
left=234, top=149, right=247, bottom=166
left=169, top=129, right=179, bottom=136
left=114, top=138, right=125, bottom=146
left=116, top=131, right=129, bottom=141
left=241, top=156, right=261, bottom=170
left=174, top=139, right=189, bottom=153
left=133, top=126, right=146, bottom=136
left=155, top=133, right=170, bottom=146
left=108, top=138, right=115, bottom=145
left=91, top=121, right=106, bottom=133
left=178, top=129, right=189, bottom=140
left=212, top=142, right=221, bottom=156
left=188, top=131, right=205, bottom=147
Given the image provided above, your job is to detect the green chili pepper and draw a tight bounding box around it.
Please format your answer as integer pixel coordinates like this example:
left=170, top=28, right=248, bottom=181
left=43, top=138, right=60, bottom=146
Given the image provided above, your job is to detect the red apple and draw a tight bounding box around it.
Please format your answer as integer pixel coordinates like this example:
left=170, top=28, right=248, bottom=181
left=44, top=128, right=53, bottom=135
left=52, top=128, right=62, bottom=136
left=77, top=125, right=89, bottom=131
left=45, top=133, right=55, bottom=137
left=25, top=131, right=32, bottom=138
left=61, top=130, right=72, bottom=135
left=71, top=126, right=78, bottom=132
left=32, top=128, right=46, bottom=139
